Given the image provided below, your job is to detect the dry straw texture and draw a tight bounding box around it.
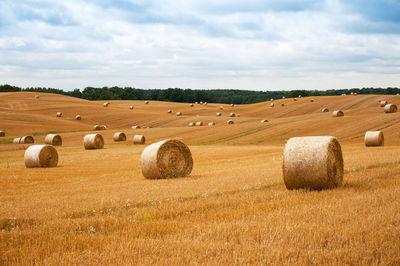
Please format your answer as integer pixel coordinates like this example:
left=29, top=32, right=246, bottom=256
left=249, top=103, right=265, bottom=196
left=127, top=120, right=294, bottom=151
left=132, top=125, right=141, bottom=129
left=322, top=108, right=329, bottom=112
left=13, top=137, right=21, bottom=144
left=133, top=135, right=145, bottom=144
left=113, top=132, right=126, bottom=142
left=229, top=113, right=236, bottom=117
left=24, top=144, right=58, bottom=168
left=94, top=125, right=107, bottom=130
left=208, top=122, right=215, bottom=126
left=216, top=112, right=221, bottom=116
left=188, top=122, right=194, bottom=127
left=56, top=112, right=62, bottom=117
left=384, top=104, right=397, bottom=113
left=176, top=112, right=182, bottom=116
left=227, top=120, right=234, bottom=124
left=83, top=134, right=104, bottom=149
left=332, top=110, right=344, bottom=117
left=140, top=139, right=193, bottom=179
left=283, top=136, right=343, bottom=190
left=44, top=134, right=62, bottom=146
left=75, top=115, right=81, bottom=120
left=20, top=136, right=34, bottom=144
left=0, top=130, right=5, bottom=137
left=364, top=131, right=384, bottom=147
left=380, top=100, right=387, bottom=107
left=195, top=121, right=203, bottom=126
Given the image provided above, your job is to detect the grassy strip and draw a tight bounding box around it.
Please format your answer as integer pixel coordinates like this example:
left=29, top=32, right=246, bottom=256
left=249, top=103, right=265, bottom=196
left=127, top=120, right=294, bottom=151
left=0, top=138, right=14, bottom=144
left=345, top=160, right=400, bottom=174
left=32, top=130, right=88, bottom=136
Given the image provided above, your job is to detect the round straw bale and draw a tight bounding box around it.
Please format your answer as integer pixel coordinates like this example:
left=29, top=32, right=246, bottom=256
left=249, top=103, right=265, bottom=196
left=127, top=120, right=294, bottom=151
left=229, top=113, right=236, bottom=117
left=293, top=98, right=297, bottom=101
left=0, top=130, right=5, bottom=137
left=384, top=104, right=397, bottom=113
left=216, top=112, right=221, bottom=116
left=44, top=134, right=62, bottom=146
left=133, top=135, right=145, bottom=144
left=56, top=112, right=62, bottom=117
left=380, top=100, right=387, bottom=107
left=195, top=121, right=203, bottom=126
left=176, top=112, right=182, bottom=116
left=261, top=119, right=268, bottom=123
left=20, top=136, right=34, bottom=144
left=350, top=92, right=354, bottom=95
left=75, top=115, right=81, bottom=120
left=13, top=137, right=21, bottom=144
left=103, top=102, right=109, bottom=107
left=113, top=132, right=126, bottom=142
left=195, top=102, right=198, bottom=104
left=282, top=96, right=286, bottom=99
left=35, top=95, right=40, bottom=99
left=283, top=136, right=343, bottom=190
left=188, top=122, right=194, bottom=127
left=227, top=120, right=234, bottom=124
left=94, top=125, right=107, bottom=130
left=140, top=139, right=193, bottom=179
left=364, top=131, right=384, bottom=146
left=190, top=103, right=194, bottom=107
left=332, top=110, right=344, bottom=117
left=270, top=103, right=274, bottom=107
left=84, top=134, right=104, bottom=149
left=200, top=101, right=203, bottom=104
left=204, top=102, right=208, bottom=105
left=310, top=99, right=314, bottom=102
left=129, top=105, right=134, bottom=110
left=354, top=93, right=357, bottom=95
left=298, top=95, right=302, bottom=98
left=208, top=122, right=215, bottom=126
left=230, top=104, right=234, bottom=107
left=281, top=103, right=285, bottom=107
left=24, top=145, right=58, bottom=168
left=145, top=101, right=149, bottom=104
left=322, top=108, right=329, bottom=112
left=270, top=99, right=274, bottom=102
left=132, top=125, right=141, bottom=129
left=219, top=106, right=223, bottom=110
left=167, top=109, right=172, bottom=113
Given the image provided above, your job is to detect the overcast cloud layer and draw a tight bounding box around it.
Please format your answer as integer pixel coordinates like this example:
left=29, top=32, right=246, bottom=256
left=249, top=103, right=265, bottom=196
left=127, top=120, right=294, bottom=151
left=1, top=0, right=400, bottom=90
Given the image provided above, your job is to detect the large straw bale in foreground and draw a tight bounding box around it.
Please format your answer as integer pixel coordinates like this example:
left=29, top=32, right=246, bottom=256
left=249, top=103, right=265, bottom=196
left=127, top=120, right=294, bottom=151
left=24, top=145, right=58, bottom=168
left=113, top=132, right=126, bottom=142
left=364, top=131, right=384, bottom=147
left=384, top=104, right=397, bottom=113
left=332, top=110, right=344, bottom=117
left=0, top=130, right=4, bottom=137
left=283, top=136, right=343, bottom=190
left=133, top=135, right=145, bottom=144
left=20, top=136, right=34, bottom=144
left=140, top=139, right=193, bottom=179
left=44, top=134, right=62, bottom=146
left=84, top=134, right=104, bottom=149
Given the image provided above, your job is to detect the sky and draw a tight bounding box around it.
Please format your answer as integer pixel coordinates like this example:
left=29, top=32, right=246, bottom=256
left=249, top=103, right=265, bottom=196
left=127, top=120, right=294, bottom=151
left=0, top=0, right=400, bottom=91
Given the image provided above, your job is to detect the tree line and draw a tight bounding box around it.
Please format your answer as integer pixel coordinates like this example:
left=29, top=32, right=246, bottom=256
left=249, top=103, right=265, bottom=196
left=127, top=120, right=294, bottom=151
left=1, top=84, right=399, bottom=104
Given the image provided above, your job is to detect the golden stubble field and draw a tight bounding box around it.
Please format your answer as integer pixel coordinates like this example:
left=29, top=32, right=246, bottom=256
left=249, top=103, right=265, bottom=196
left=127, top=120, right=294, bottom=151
left=1, top=92, right=400, bottom=264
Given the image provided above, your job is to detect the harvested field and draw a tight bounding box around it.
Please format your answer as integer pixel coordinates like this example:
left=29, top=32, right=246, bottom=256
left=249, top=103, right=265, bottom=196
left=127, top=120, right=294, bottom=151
left=1, top=92, right=400, bottom=265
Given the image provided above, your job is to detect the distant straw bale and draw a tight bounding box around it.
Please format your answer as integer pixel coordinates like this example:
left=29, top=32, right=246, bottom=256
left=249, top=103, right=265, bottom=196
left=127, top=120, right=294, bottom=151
left=220, top=106, right=223, bottom=110
left=332, top=110, right=344, bottom=117
left=188, top=122, right=194, bottom=127
left=310, top=99, right=314, bottom=102
left=113, top=132, right=126, bottom=142
left=195, top=121, right=203, bottom=126
left=270, top=99, right=274, bottom=101
left=103, top=102, right=109, bottom=107
left=281, top=103, right=285, bottom=107
left=282, top=96, right=286, bottom=99
left=24, top=145, right=58, bottom=168
left=145, top=101, right=149, bottom=104
left=176, top=112, right=182, bottom=116
left=190, top=103, right=194, bottom=107
left=140, top=139, right=193, bottom=179
left=230, top=104, right=234, bottom=107
left=0, top=130, right=4, bottom=137
left=13, top=138, right=21, bottom=144
left=384, top=104, right=397, bottom=113
left=229, top=113, right=236, bottom=117
left=365, top=131, right=384, bottom=147
left=208, top=122, right=215, bottom=126
left=204, top=102, right=208, bottom=105
left=270, top=103, right=274, bottom=107
left=44, top=134, right=62, bottom=146
left=298, top=95, right=302, bottom=98
left=35, top=95, right=40, bottom=99
left=167, top=109, right=172, bottom=113
left=84, top=134, right=104, bottom=149
left=75, top=115, right=81, bottom=120
left=56, top=112, right=62, bottom=117
left=322, top=108, right=329, bottom=112
left=380, top=100, right=387, bottom=107
left=293, top=98, right=297, bottom=101
left=129, top=105, right=134, bottom=109
left=216, top=112, right=221, bottom=116
left=20, top=136, right=34, bottom=144
left=94, top=125, right=107, bottom=130
left=200, top=101, right=203, bottom=104
left=227, top=120, right=234, bottom=124
left=261, top=119, right=268, bottom=123
left=132, top=125, right=141, bottom=129
left=195, top=102, right=198, bottom=104
left=283, top=136, right=343, bottom=190
left=133, top=135, right=145, bottom=144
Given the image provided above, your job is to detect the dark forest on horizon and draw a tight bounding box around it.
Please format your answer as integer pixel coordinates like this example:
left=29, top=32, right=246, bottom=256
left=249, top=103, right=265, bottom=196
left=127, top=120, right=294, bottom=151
left=1, top=84, right=399, bottom=104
